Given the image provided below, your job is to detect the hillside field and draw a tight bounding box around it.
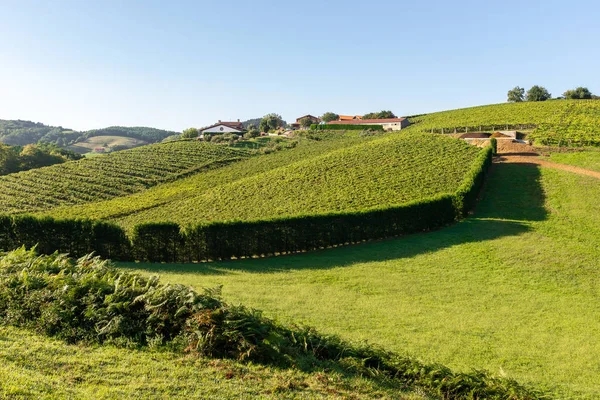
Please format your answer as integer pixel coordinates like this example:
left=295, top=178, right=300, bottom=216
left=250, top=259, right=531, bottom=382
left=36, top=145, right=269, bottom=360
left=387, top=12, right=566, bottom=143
left=121, top=162, right=600, bottom=399
left=0, top=140, right=250, bottom=214
left=38, top=134, right=483, bottom=230
left=68, top=135, right=149, bottom=154
left=409, top=99, right=600, bottom=146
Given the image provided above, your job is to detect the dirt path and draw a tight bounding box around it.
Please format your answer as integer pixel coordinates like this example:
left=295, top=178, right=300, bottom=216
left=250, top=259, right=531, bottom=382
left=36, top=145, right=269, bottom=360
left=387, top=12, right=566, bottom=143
left=494, top=141, right=600, bottom=179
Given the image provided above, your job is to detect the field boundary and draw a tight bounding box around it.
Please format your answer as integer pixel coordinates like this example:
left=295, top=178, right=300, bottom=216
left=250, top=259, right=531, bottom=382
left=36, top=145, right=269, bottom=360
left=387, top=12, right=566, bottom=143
left=0, top=147, right=493, bottom=262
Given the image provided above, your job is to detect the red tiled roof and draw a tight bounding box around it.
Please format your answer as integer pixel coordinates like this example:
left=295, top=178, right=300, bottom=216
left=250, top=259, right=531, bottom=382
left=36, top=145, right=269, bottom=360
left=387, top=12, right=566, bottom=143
left=201, top=121, right=244, bottom=131
left=327, top=118, right=406, bottom=124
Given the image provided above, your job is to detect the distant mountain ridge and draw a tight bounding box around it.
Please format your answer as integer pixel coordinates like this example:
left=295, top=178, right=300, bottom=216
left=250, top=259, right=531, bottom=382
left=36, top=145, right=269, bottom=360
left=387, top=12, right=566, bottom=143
left=0, top=119, right=179, bottom=147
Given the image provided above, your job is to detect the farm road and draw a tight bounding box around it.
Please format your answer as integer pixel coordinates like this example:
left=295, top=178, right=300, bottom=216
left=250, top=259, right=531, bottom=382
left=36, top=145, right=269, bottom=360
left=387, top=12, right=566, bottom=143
left=494, top=141, right=600, bottom=179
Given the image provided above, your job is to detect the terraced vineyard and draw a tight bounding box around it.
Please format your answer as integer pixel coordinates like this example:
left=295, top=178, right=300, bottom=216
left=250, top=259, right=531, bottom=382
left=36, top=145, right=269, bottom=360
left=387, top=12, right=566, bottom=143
left=410, top=99, right=600, bottom=146
left=0, top=141, right=250, bottom=214
left=43, top=134, right=482, bottom=230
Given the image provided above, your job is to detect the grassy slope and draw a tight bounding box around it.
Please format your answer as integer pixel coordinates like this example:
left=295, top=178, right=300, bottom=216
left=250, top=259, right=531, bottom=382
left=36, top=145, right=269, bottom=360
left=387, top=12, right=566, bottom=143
left=68, top=135, right=149, bottom=153
left=38, top=134, right=378, bottom=225
left=0, top=141, right=250, bottom=214
left=42, top=134, right=481, bottom=230
left=408, top=99, right=600, bottom=131
left=548, top=150, right=600, bottom=172
left=121, top=164, right=600, bottom=399
left=0, top=327, right=425, bottom=399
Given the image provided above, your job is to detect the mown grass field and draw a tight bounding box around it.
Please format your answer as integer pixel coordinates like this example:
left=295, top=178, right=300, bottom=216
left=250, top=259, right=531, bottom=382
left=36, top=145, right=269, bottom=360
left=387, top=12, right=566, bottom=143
left=121, top=163, right=600, bottom=399
left=548, top=150, right=600, bottom=172
left=68, top=135, right=149, bottom=154
left=0, top=326, right=425, bottom=400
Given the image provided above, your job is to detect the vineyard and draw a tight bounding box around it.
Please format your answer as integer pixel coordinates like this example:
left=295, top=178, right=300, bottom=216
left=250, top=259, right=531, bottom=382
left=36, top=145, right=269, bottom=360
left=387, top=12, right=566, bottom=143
left=37, top=134, right=377, bottom=222
left=40, top=134, right=482, bottom=230
left=0, top=141, right=250, bottom=214
left=410, top=99, right=600, bottom=146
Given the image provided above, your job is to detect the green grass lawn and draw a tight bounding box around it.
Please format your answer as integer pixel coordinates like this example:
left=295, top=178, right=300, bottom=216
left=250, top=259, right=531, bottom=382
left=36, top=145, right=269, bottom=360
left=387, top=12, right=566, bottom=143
left=0, top=325, right=425, bottom=399
left=121, top=163, right=600, bottom=399
left=548, top=150, right=600, bottom=172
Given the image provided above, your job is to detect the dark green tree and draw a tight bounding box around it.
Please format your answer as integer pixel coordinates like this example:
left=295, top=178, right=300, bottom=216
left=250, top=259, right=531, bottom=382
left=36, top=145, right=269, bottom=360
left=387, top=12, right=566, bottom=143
left=526, top=85, right=551, bottom=101
left=181, top=127, right=199, bottom=139
left=563, top=87, right=593, bottom=99
left=320, top=112, right=339, bottom=123
left=507, top=86, right=525, bottom=102
left=259, top=113, right=284, bottom=133
left=363, top=110, right=397, bottom=119
left=299, top=117, right=313, bottom=129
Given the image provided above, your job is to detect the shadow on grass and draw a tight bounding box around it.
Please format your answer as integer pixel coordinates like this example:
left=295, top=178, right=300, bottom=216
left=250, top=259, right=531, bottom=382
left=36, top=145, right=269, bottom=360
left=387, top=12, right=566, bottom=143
left=119, top=164, right=547, bottom=275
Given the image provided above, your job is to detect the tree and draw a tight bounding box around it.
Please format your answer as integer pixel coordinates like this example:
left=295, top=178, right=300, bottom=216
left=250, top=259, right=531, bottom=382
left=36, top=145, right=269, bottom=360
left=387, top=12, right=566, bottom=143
left=320, top=112, right=339, bottom=123
left=259, top=113, right=284, bottom=133
left=526, top=85, right=551, bottom=102
left=507, top=86, right=525, bottom=102
left=181, top=127, right=199, bottom=139
left=299, top=117, right=313, bottom=129
left=362, top=110, right=397, bottom=119
left=563, top=87, right=593, bottom=100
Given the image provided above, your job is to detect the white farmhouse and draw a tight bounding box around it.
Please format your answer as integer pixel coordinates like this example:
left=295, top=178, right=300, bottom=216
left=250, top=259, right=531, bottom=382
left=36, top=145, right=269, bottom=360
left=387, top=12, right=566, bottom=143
left=201, top=120, right=245, bottom=135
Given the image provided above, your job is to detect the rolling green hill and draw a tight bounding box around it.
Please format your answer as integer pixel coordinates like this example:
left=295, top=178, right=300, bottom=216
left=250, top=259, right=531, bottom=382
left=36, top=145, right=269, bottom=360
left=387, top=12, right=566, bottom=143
left=0, top=119, right=179, bottom=148
left=408, top=99, right=600, bottom=146
left=0, top=141, right=250, bottom=214
left=38, top=134, right=483, bottom=231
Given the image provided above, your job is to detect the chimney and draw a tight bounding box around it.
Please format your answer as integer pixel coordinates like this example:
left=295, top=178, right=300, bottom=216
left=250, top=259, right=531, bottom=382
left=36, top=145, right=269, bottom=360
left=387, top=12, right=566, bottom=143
left=237, top=119, right=240, bottom=122
left=218, top=120, right=221, bottom=123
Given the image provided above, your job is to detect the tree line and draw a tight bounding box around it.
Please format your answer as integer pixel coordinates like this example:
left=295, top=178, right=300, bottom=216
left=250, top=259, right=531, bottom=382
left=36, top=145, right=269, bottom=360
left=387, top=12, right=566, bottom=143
left=507, top=85, right=597, bottom=102
left=0, top=143, right=82, bottom=175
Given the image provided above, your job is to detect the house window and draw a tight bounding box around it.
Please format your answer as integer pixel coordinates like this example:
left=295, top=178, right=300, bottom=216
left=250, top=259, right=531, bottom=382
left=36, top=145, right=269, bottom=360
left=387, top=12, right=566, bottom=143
left=220, top=127, right=224, bottom=131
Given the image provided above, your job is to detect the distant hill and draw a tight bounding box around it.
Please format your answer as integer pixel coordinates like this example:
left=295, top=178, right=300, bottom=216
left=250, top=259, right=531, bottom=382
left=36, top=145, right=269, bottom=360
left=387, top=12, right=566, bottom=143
left=0, top=119, right=179, bottom=149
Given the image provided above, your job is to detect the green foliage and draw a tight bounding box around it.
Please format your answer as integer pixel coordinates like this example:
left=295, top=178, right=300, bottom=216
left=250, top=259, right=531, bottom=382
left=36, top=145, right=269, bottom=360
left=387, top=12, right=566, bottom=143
left=320, top=112, right=339, bottom=123
left=259, top=113, right=285, bottom=133
left=244, top=128, right=260, bottom=139
left=0, top=141, right=251, bottom=214
left=181, top=127, right=199, bottom=139
left=362, top=110, right=396, bottom=119
left=299, top=117, right=313, bottom=129
left=507, top=86, right=525, bottom=102
left=0, top=119, right=178, bottom=147
left=526, top=85, right=551, bottom=101
left=311, top=124, right=384, bottom=131
left=409, top=100, right=600, bottom=146
left=0, top=215, right=130, bottom=259
left=563, top=86, right=593, bottom=99
left=490, top=137, right=497, bottom=155
left=0, top=143, right=83, bottom=176
left=0, top=248, right=546, bottom=399
left=132, top=223, right=183, bottom=262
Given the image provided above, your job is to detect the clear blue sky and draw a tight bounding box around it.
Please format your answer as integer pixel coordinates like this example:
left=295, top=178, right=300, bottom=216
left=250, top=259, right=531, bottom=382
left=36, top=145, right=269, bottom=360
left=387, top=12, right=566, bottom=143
left=0, top=0, right=598, bottom=131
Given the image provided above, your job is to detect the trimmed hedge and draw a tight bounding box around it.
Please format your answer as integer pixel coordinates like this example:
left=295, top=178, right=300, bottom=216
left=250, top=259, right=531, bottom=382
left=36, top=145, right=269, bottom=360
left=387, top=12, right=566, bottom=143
left=310, top=124, right=385, bottom=131
left=0, top=147, right=492, bottom=262
left=0, top=216, right=131, bottom=260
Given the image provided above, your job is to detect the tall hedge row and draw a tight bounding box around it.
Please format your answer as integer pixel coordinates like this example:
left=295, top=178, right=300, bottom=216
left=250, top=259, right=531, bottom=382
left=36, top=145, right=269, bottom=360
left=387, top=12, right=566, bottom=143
left=0, top=216, right=131, bottom=260
left=310, top=124, right=385, bottom=131
left=0, top=146, right=492, bottom=262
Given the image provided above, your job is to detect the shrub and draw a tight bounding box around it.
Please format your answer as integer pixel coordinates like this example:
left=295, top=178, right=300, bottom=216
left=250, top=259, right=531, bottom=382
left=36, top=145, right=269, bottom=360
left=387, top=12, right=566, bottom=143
left=490, top=137, right=497, bottom=155
left=131, top=222, right=183, bottom=262
left=0, top=248, right=547, bottom=399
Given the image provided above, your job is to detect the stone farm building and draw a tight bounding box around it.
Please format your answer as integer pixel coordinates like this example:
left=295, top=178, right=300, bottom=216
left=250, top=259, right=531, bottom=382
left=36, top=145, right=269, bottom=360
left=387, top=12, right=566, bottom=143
left=290, top=115, right=321, bottom=130
left=201, top=120, right=245, bottom=135
left=327, top=118, right=410, bottom=131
